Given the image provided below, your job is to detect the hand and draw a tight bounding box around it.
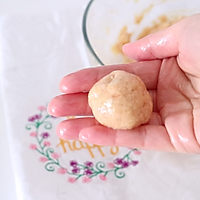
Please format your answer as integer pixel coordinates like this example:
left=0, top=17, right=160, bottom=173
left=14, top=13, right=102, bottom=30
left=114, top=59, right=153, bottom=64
left=48, top=14, right=200, bottom=153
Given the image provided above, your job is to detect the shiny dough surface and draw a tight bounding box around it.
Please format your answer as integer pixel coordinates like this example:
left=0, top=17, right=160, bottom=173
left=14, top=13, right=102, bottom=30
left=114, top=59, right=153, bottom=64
left=88, top=70, right=153, bottom=129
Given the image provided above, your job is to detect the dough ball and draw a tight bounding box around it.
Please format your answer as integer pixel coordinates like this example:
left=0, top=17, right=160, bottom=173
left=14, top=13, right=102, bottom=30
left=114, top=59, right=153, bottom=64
left=88, top=70, right=153, bottom=129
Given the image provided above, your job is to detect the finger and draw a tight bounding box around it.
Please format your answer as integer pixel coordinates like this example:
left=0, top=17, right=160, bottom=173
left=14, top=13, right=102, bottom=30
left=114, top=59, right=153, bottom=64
left=147, top=112, right=162, bottom=125
left=79, top=125, right=175, bottom=152
left=56, top=113, right=163, bottom=141
left=56, top=118, right=98, bottom=140
left=149, top=90, right=158, bottom=112
left=193, top=105, right=200, bottom=146
left=60, top=60, right=161, bottom=93
left=48, top=89, right=158, bottom=117
left=122, top=28, right=179, bottom=61
left=47, top=93, right=92, bottom=117
left=122, top=17, right=186, bottom=61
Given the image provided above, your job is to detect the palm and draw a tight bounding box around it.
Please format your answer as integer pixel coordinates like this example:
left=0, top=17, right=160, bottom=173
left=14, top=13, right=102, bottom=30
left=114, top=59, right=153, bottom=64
left=155, top=57, right=199, bottom=153
left=48, top=57, right=200, bottom=153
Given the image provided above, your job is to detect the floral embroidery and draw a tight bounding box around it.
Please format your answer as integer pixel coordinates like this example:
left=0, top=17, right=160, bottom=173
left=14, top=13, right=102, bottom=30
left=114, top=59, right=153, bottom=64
left=99, top=174, right=107, bottom=181
left=51, top=152, right=60, bottom=159
left=82, top=176, right=92, bottom=183
left=70, top=160, right=78, bottom=167
left=39, top=157, right=48, bottom=163
left=26, top=106, right=141, bottom=183
left=28, top=114, right=42, bottom=122
left=133, top=150, right=142, bottom=155
left=68, top=177, right=76, bottom=183
left=107, top=162, right=114, bottom=169
left=30, top=132, right=37, bottom=137
left=41, top=132, right=50, bottom=139
left=131, top=161, right=139, bottom=166
left=38, top=106, right=47, bottom=111
left=84, top=161, right=93, bottom=168
left=57, top=168, right=67, bottom=174
left=29, top=144, right=37, bottom=150
left=43, top=141, right=51, bottom=147
left=72, top=167, right=80, bottom=174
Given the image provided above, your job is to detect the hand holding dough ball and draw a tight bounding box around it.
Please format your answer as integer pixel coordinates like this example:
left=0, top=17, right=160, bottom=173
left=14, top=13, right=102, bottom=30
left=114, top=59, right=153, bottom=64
left=88, top=70, right=153, bottom=129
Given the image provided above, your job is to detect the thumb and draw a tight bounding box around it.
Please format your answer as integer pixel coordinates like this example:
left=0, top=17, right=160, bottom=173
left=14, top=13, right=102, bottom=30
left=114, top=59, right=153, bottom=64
left=122, top=17, right=185, bottom=61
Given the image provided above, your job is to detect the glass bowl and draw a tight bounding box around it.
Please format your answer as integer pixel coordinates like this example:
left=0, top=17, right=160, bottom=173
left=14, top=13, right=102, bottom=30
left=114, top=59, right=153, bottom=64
left=82, top=0, right=200, bottom=66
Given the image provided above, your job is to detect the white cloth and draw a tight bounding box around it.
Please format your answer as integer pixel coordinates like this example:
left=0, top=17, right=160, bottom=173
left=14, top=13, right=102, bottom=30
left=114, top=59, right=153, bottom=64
left=1, top=1, right=200, bottom=200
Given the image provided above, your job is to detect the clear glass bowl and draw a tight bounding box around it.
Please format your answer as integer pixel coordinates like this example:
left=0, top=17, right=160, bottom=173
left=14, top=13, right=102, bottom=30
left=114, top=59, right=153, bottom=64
left=83, top=0, right=200, bottom=66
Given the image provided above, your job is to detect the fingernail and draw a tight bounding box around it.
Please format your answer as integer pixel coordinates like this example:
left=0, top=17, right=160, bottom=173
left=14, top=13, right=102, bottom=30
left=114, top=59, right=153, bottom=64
left=79, top=132, right=90, bottom=142
left=49, top=107, right=56, bottom=115
left=47, top=102, right=56, bottom=115
left=57, top=126, right=66, bottom=138
left=122, top=43, right=129, bottom=52
left=56, top=127, right=74, bottom=140
left=60, top=84, right=68, bottom=93
left=58, top=128, right=66, bottom=137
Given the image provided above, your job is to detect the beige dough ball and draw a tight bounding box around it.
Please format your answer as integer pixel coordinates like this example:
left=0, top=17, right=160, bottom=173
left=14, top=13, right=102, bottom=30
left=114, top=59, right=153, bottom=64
left=88, top=70, right=153, bottom=129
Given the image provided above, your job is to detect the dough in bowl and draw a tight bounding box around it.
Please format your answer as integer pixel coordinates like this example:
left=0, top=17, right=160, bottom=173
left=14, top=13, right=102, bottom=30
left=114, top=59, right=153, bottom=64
left=88, top=70, right=153, bottom=129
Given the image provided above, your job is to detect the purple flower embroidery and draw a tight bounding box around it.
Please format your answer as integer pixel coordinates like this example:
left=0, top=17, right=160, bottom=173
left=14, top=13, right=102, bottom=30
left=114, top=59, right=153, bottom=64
left=70, top=160, right=78, bottom=167
left=84, top=161, right=93, bottom=168
left=41, top=132, right=50, bottom=139
left=28, top=117, right=35, bottom=122
left=84, top=169, right=93, bottom=176
left=114, top=158, right=123, bottom=165
left=35, top=114, right=42, bottom=119
left=72, top=167, right=80, bottom=174
left=131, top=161, right=139, bottom=166
left=121, top=161, right=129, bottom=168
left=28, top=114, right=41, bottom=122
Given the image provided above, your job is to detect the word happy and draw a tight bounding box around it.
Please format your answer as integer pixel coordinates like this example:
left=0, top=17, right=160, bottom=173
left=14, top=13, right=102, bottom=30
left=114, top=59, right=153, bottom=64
left=57, top=139, right=119, bottom=158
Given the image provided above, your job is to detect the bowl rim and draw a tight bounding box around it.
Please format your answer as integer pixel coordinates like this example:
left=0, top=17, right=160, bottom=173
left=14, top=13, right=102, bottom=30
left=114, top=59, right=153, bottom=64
left=82, top=0, right=104, bottom=66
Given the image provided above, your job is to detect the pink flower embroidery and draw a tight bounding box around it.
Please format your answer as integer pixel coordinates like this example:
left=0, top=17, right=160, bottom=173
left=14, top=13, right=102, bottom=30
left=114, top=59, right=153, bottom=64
left=39, top=157, right=48, bottom=162
left=107, top=162, right=114, bottom=169
left=57, top=168, right=67, bottom=174
left=51, top=153, right=60, bottom=159
left=38, top=106, right=46, bottom=111
left=68, top=177, right=76, bottom=183
left=30, top=132, right=37, bottom=137
left=43, top=141, right=51, bottom=146
left=99, top=174, right=107, bottom=181
left=29, top=144, right=37, bottom=150
left=133, top=150, right=142, bottom=155
left=82, top=176, right=92, bottom=183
